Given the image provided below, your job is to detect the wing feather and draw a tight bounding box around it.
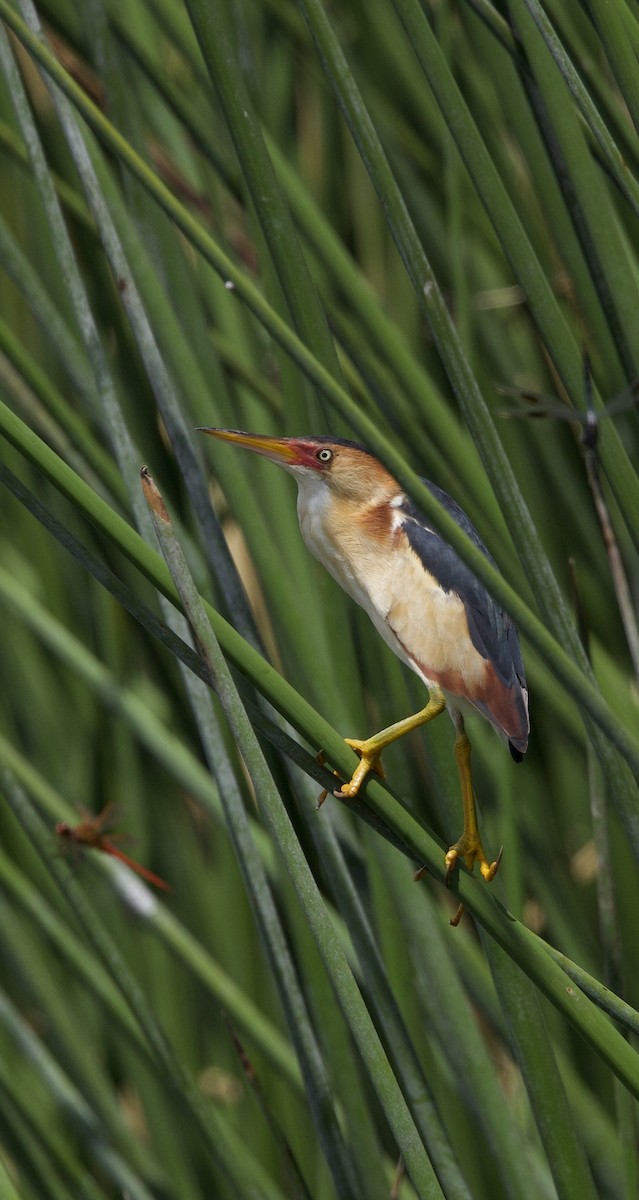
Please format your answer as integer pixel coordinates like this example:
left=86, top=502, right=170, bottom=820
left=400, top=484, right=524, bottom=686
left=399, top=482, right=529, bottom=752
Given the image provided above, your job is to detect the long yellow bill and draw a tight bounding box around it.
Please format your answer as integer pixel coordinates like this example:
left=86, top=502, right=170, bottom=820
left=197, top=427, right=301, bottom=465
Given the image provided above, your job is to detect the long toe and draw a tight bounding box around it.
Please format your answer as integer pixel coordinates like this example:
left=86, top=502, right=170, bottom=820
left=334, top=762, right=369, bottom=798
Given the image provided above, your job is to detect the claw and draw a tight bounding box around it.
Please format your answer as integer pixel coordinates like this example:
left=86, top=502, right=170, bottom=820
left=315, top=750, right=340, bottom=808
left=483, top=844, right=503, bottom=882
left=415, top=862, right=466, bottom=927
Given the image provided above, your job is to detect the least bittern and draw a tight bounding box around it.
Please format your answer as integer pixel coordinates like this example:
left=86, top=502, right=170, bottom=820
left=200, top=430, right=529, bottom=888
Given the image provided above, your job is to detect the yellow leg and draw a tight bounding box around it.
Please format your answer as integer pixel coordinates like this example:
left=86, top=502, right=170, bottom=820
left=334, top=687, right=446, bottom=798
left=444, top=728, right=500, bottom=883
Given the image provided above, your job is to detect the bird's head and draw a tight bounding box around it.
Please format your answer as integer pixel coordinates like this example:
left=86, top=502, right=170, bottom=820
left=198, top=428, right=395, bottom=503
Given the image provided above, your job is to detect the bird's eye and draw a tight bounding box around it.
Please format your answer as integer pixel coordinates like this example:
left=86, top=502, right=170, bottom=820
left=316, top=448, right=333, bottom=464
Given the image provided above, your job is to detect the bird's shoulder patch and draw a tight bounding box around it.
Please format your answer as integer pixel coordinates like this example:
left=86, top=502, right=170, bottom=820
left=356, top=502, right=394, bottom=543
left=352, top=492, right=406, bottom=546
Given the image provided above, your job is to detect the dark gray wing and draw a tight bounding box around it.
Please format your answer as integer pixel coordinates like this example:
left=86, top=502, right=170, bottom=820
left=399, top=480, right=527, bottom=695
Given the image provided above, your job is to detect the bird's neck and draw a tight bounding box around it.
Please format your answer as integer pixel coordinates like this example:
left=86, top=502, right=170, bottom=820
left=295, top=476, right=403, bottom=584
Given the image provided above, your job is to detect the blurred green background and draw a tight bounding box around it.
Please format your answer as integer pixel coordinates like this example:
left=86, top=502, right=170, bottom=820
left=0, top=0, right=637, bottom=1196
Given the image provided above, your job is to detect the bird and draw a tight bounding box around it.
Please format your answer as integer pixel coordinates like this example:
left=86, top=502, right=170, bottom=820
left=199, top=428, right=529, bottom=888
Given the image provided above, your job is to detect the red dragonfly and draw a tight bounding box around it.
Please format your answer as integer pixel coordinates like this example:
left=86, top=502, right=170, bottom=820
left=55, top=803, right=171, bottom=891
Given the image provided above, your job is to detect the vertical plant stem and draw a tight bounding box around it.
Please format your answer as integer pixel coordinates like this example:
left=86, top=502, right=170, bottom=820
left=185, top=0, right=342, bottom=427
left=0, top=771, right=285, bottom=1199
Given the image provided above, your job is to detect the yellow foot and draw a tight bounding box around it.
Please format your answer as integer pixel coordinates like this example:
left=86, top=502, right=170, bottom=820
left=332, top=738, right=385, bottom=799
left=444, top=845, right=502, bottom=927
left=444, top=839, right=503, bottom=884
left=444, top=840, right=502, bottom=925
left=315, top=743, right=385, bottom=806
